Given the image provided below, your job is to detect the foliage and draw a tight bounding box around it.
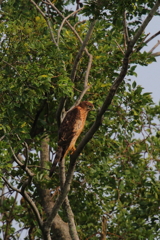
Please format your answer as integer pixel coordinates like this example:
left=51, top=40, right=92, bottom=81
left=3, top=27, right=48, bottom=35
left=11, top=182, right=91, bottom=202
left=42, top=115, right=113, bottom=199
left=0, top=0, right=160, bottom=239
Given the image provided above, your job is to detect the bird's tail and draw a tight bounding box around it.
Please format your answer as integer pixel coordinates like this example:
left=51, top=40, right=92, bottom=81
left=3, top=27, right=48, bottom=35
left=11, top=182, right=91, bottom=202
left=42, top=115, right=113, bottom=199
left=49, top=146, right=63, bottom=177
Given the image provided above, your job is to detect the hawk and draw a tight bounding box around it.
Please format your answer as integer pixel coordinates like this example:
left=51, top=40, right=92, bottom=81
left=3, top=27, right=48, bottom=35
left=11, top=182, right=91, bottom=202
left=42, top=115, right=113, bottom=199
left=49, top=101, right=94, bottom=177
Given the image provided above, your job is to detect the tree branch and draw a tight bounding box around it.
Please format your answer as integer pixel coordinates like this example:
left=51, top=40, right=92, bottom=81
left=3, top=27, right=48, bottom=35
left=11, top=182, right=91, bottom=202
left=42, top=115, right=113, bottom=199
left=151, top=51, right=160, bottom=57
left=4, top=192, right=19, bottom=240
left=59, top=160, right=79, bottom=240
left=30, top=0, right=46, bottom=18
left=2, top=177, right=21, bottom=193
left=20, top=179, right=46, bottom=239
left=149, top=40, right=160, bottom=53
left=10, top=145, right=34, bottom=177
left=67, top=0, right=160, bottom=183
left=45, top=0, right=90, bottom=56
left=136, top=30, right=160, bottom=53
left=63, top=197, right=79, bottom=240
left=123, top=10, right=129, bottom=49
left=130, top=0, right=160, bottom=47
left=44, top=160, right=77, bottom=231
left=145, top=30, right=160, bottom=44
left=30, top=0, right=58, bottom=46
left=70, top=19, right=96, bottom=82
left=57, top=7, right=84, bottom=45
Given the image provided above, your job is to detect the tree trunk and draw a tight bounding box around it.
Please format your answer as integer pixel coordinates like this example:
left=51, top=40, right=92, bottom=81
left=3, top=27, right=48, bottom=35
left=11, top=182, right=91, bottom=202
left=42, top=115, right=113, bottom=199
left=39, top=137, right=72, bottom=240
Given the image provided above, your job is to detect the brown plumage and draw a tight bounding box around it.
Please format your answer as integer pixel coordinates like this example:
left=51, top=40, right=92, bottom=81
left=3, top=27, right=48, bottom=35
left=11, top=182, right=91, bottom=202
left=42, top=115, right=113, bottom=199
left=49, top=101, right=94, bottom=177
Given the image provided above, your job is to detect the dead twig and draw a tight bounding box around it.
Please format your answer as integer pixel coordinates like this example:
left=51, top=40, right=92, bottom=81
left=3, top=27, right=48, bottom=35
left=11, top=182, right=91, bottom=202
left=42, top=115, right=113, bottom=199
left=149, top=40, right=160, bottom=53
left=57, top=7, right=84, bottom=45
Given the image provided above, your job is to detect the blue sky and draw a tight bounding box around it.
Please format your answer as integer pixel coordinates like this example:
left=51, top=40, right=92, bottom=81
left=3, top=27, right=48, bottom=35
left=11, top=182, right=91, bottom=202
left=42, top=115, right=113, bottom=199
left=135, top=16, right=160, bottom=104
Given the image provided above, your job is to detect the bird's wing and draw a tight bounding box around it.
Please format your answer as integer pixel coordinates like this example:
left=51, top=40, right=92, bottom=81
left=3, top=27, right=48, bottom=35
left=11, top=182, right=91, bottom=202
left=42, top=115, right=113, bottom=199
left=58, top=106, right=81, bottom=150
left=49, top=107, right=81, bottom=177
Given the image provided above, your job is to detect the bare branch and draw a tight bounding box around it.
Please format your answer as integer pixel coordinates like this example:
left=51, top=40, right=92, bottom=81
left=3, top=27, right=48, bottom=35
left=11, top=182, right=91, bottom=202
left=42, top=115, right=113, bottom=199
left=151, top=51, right=160, bottom=57
left=69, top=52, right=92, bottom=110
left=123, top=10, right=129, bottom=49
left=63, top=197, right=80, bottom=240
left=135, top=33, right=150, bottom=52
left=16, top=135, right=30, bottom=169
left=4, top=192, right=19, bottom=240
left=45, top=0, right=90, bottom=56
left=30, top=0, right=58, bottom=46
left=46, top=18, right=58, bottom=46
left=0, top=135, right=5, bottom=141
left=145, top=30, right=160, bottom=44
left=44, top=160, right=76, bottom=231
left=40, top=136, right=50, bottom=169
left=10, top=146, right=34, bottom=177
left=2, top=177, right=21, bottom=193
left=57, top=7, right=84, bottom=45
left=74, top=86, right=91, bottom=108
left=101, top=216, right=107, bottom=240
left=24, top=142, right=29, bottom=169
left=114, top=40, right=125, bottom=54
left=59, top=160, right=79, bottom=240
left=70, top=19, right=97, bottom=82
left=30, top=0, right=46, bottom=18
left=149, top=40, right=160, bottom=53
left=74, top=20, right=86, bottom=28
left=21, top=179, right=45, bottom=238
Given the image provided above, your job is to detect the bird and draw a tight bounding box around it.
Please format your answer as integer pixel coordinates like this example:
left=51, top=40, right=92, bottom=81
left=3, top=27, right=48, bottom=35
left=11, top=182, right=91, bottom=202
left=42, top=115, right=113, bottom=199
left=49, top=101, right=94, bottom=177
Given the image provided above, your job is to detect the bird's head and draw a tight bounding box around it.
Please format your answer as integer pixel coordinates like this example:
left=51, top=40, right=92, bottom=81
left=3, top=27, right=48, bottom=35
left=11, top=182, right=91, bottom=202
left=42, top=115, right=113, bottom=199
left=79, top=101, right=94, bottom=111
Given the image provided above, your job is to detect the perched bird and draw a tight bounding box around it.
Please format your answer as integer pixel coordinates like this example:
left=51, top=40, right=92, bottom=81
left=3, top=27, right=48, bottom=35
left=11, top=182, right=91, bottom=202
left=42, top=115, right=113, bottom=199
left=49, top=101, right=94, bottom=177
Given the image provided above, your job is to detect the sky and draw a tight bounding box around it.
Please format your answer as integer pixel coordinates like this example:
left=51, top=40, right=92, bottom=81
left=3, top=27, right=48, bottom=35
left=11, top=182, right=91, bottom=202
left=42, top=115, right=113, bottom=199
left=135, top=16, right=160, bottom=104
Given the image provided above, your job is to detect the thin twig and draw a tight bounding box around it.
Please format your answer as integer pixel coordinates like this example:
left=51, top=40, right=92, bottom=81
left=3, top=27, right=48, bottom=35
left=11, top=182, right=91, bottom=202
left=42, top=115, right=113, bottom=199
left=123, top=10, right=129, bottom=49
left=21, top=179, right=44, bottom=236
left=151, top=51, right=160, bottom=57
left=135, top=33, right=150, bottom=52
left=57, top=7, right=84, bottom=45
left=24, top=142, right=29, bottom=169
left=46, top=18, right=58, bottom=46
left=0, top=135, right=5, bottom=141
left=149, top=40, right=160, bottom=53
left=2, top=60, right=21, bottom=77
left=45, top=0, right=90, bottom=55
left=70, top=19, right=97, bottom=82
left=114, top=40, right=125, bottom=54
left=30, top=0, right=58, bottom=46
left=9, top=146, right=34, bottom=177
left=15, top=134, right=29, bottom=169
left=2, top=177, right=21, bottom=193
left=4, top=191, right=19, bottom=240
left=74, top=20, right=86, bottom=28
left=145, top=30, right=160, bottom=44
left=30, top=0, right=46, bottom=18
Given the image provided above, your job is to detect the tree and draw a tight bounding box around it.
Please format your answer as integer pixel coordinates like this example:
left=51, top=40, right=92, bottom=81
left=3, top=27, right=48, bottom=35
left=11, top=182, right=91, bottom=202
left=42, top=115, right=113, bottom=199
left=0, top=0, right=160, bottom=239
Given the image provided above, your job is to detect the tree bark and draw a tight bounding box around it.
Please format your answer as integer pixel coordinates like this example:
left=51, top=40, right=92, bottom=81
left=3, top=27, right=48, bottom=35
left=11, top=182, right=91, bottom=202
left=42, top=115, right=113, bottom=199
left=38, top=137, right=72, bottom=240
